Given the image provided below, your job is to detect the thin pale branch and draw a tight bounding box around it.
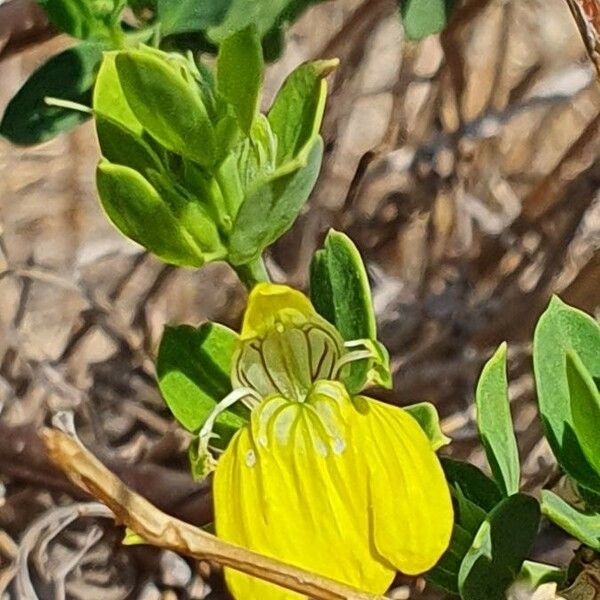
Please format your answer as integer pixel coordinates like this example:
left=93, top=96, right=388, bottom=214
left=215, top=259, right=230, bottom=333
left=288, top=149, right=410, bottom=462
left=42, top=428, right=386, bottom=600
left=565, top=0, right=600, bottom=78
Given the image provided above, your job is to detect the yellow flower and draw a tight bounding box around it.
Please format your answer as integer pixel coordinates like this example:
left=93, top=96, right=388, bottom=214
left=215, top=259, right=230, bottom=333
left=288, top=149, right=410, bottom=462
left=211, top=283, right=453, bottom=599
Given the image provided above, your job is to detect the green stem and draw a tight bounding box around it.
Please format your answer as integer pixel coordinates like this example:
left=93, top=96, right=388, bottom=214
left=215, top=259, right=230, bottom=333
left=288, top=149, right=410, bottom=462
left=234, top=257, right=270, bottom=290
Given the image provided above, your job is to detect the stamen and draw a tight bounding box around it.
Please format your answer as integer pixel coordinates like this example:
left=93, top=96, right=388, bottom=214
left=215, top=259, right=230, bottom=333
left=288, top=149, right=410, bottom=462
left=343, top=340, right=368, bottom=349
left=333, top=350, right=374, bottom=378
left=199, top=387, right=261, bottom=442
left=44, top=97, right=93, bottom=114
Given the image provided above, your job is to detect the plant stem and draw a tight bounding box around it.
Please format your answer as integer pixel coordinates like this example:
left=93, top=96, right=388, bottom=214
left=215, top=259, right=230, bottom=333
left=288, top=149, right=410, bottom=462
left=233, top=256, right=270, bottom=290
left=43, top=428, right=386, bottom=600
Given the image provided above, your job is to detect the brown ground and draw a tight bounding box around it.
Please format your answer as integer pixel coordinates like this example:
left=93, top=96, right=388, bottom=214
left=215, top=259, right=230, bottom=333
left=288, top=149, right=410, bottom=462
left=0, top=0, right=599, bottom=598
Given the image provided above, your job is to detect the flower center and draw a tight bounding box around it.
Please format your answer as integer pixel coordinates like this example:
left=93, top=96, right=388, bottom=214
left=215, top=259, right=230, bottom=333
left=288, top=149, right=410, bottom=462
left=233, top=316, right=344, bottom=402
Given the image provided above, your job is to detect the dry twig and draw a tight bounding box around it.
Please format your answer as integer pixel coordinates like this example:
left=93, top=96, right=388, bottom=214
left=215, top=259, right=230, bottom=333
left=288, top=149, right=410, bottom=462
left=42, top=427, right=387, bottom=600
left=565, top=0, right=600, bottom=77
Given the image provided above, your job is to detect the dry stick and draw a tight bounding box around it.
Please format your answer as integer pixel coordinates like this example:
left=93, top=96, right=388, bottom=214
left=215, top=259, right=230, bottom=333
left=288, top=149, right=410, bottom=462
left=42, top=428, right=386, bottom=600
left=521, top=0, right=600, bottom=221
left=564, top=0, right=600, bottom=78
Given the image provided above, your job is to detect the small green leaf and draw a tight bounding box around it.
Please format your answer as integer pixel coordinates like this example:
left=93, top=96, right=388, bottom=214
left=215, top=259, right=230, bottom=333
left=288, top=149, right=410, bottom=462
left=427, top=524, right=475, bottom=595
left=228, top=135, right=323, bottom=265
left=427, top=563, right=461, bottom=595
left=206, top=0, right=290, bottom=43
left=454, top=485, right=488, bottom=534
left=475, top=343, right=520, bottom=496
left=399, top=0, right=458, bottom=40
left=353, top=338, right=392, bottom=390
left=37, top=0, right=122, bottom=39
left=541, top=490, right=600, bottom=551
left=145, top=170, right=227, bottom=260
left=95, top=113, right=162, bottom=174
left=567, top=351, right=600, bottom=476
left=122, top=527, right=147, bottom=546
left=429, top=464, right=500, bottom=596
left=157, top=323, right=248, bottom=443
left=429, top=460, right=509, bottom=597
left=96, top=161, right=204, bottom=266
left=458, top=494, right=540, bottom=600
left=115, top=49, right=216, bottom=166
left=310, top=230, right=381, bottom=393
left=405, top=402, right=450, bottom=451
left=217, top=26, right=263, bottom=134
left=534, top=297, right=600, bottom=494
left=157, top=0, right=230, bottom=37
left=94, top=51, right=142, bottom=134
left=0, top=42, right=103, bottom=145
left=229, top=113, right=277, bottom=193
left=310, top=230, right=376, bottom=339
left=268, top=59, right=337, bottom=164
left=441, top=458, right=503, bottom=513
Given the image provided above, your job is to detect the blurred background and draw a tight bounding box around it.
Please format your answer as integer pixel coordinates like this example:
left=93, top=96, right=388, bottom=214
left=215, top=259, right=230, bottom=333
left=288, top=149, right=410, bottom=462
left=1, top=0, right=599, bottom=597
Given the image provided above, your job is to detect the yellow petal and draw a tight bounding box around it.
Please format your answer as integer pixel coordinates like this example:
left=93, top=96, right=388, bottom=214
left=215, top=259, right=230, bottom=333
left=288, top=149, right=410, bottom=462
left=214, top=387, right=395, bottom=600
left=240, top=283, right=315, bottom=340
left=352, top=397, right=454, bottom=575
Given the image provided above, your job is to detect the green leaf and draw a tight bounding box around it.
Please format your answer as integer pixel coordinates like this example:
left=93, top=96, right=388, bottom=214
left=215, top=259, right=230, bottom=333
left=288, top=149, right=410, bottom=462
left=95, top=113, right=162, bottom=174
left=534, top=296, right=600, bottom=494
left=157, top=0, right=230, bottom=37
left=405, top=402, right=450, bottom=451
left=115, top=49, right=216, bottom=166
left=157, top=0, right=324, bottom=54
left=96, top=161, right=204, bottom=266
left=157, top=0, right=327, bottom=60
left=458, top=494, right=540, bottom=600
left=0, top=42, right=103, bottom=145
left=475, top=343, right=520, bottom=496
left=441, top=458, right=503, bottom=513
left=429, top=459, right=507, bottom=596
left=268, top=59, right=337, bottom=165
left=122, top=527, right=147, bottom=546
left=145, top=170, right=227, bottom=260
left=94, top=51, right=143, bottom=134
left=310, top=230, right=383, bottom=393
left=207, top=0, right=290, bottom=43
left=228, top=135, right=323, bottom=265
left=310, top=230, right=376, bottom=339
left=427, top=524, right=475, bottom=595
left=350, top=338, right=391, bottom=390
left=457, top=490, right=489, bottom=541
left=37, top=0, right=122, bottom=39
left=157, top=323, right=248, bottom=443
left=217, top=26, right=263, bottom=134
left=399, top=0, right=458, bottom=40
left=567, top=350, right=600, bottom=476
left=541, top=490, right=600, bottom=551
left=228, top=113, right=277, bottom=194
left=427, top=473, right=495, bottom=595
